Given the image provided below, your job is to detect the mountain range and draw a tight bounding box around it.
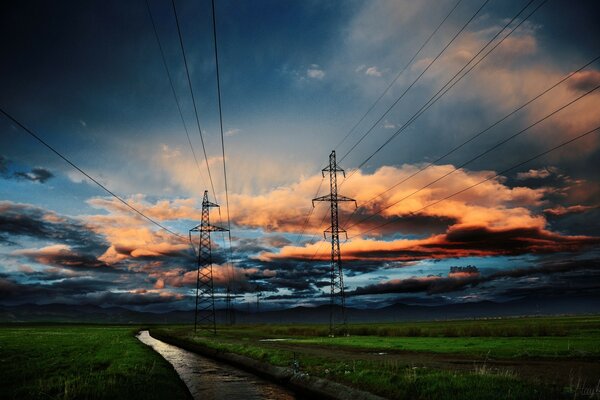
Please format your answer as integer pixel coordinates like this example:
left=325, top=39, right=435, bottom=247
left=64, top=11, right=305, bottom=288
left=1, top=295, right=598, bottom=324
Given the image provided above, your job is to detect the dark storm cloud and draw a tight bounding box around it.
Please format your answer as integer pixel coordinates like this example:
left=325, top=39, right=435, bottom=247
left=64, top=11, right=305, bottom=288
left=13, top=168, right=54, bottom=183
left=0, top=156, right=54, bottom=183
left=80, top=290, right=183, bottom=306
left=0, top=201, right=107, bottom=252
left=0, top=276, right=114, bottom=305
left=544, top=205, right=599, bottom=217
left=544, top=207, right=600, bottom=237
left=343, top=259, right=404, bottom=276
left=264, top=277, right=313, bottom=291
left=239, top=258, right=330, bottom=295
left=440, top=225, right=600, bottom=254
left=345, top=227, right=586, bottom=262
left=264, top=288, right=319, bottom=301
left=349, top=259, right=600, bottom=297
left=289, top=221, right=600, bottom=265
left=110, top=243, right=195, bottom=265
left=496, top=272, right=600, bottom=299
left=0, top=275, right=184, bottom=307
left=15, top=247, right=116, bottom=273
left=352, top=211, right=458, bottom=237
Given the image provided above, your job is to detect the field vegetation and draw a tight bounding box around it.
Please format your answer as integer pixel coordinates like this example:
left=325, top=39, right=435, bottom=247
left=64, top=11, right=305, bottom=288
left=0, top=325, right=190, bottom=400
left=1, top=317, right=597, bottom=400
left=152, top=315, right=600, bottom=400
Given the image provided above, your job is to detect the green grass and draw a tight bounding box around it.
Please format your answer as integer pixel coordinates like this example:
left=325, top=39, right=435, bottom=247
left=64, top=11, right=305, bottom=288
left=287, top=335, right=598, bottom=358
left=152, top=316, right=600, bottom=400
left=0, top=325, right=190, bottom=400
left=158, top=315, right=600, bottom=358
left=224, top=315, right=600, bottom=339
left=152, top=327, right=557, bottom=400
left=2, top=316, right=598, bottom=400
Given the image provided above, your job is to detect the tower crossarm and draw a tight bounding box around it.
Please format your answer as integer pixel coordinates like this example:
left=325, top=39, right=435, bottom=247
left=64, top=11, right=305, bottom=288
left=202, top=199, right=220, bottom=208
left=321, top=166, right=346, bottom=177
left=190, top=224, right=229, bottom=233
left=312, top=194, right=357, bottom=208
left=324, top=226, right=348, bottom=240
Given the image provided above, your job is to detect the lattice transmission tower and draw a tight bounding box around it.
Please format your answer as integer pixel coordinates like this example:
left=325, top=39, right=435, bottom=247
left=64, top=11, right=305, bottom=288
left=189, top=190, right=228, bottom=334
left=313, top=150, right=356, bottom=336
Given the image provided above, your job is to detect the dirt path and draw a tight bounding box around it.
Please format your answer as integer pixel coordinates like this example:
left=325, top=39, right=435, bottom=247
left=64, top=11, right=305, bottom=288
left=259, top=341, right=600, bottom=388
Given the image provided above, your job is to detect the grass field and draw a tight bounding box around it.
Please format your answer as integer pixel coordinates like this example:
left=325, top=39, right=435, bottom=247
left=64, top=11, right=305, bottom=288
left=152, top=315, right=600, bottom=400
left=1, top=317, right=598, bottom=400
left=0, top=325, right=190, bottom=400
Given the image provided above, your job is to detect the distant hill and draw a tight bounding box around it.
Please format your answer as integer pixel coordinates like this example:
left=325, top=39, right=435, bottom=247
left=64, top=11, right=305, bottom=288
left=0, top=303, right=191, bottom=324
left=238, top=295, right=600, bottom=323
left=1, top=295, right=598, bottom=324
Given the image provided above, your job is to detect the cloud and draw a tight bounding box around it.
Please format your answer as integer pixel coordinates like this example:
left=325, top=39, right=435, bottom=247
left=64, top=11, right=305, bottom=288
left=149, top=264, right=258, bottom=291
left=224, top=128, right=241, bottom=137
left=0, top=276, right=184, bottom=307
left=365, top=66, right=382, bottom=77
left=249, top=164, right=598, bottom=264
left=448, top=265, right=480, bottom=278
left=307, top=65, right=325, bottom=79
left=348, top=259, right=599, bottom=296
left=567, top=70, right=600, bottom=93
left=262, top=224, right=599, bottom=264
left=0, top=156, right=54, bottom=183
left=0, top=201, right=107, bottom=251
left=13, top=244, right=115, bottom=273
left=262, top=235, right=292, bottom=248
left=80, top=289, right=184, bottom=306
left=493, top=34, right=537, bottom=59
left=544, top=204, right=598, bottom=217
left=13, top=168, right=54, bottom=183
left=516, top=167, right=556, bottom=180
left=230, top=163, right=546, bottom=236
left=83, top=196, right=195, bottom=265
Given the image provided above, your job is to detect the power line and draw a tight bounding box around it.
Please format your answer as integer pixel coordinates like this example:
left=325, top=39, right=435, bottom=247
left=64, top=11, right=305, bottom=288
left=210, top=0, right=237, bottom=319
left=145, top=0, right=206, bottom=188
left=334, top=0, right=463, bottom=153
left=345, top=82, right=600, bottom=232
left=171, top=0, right=218, bottom=202
left=349, top=124, right=600, bottom=239
left=338, top=0, right=493, bottom=164
left=298, top=0, right=463, bottom=246
left=294, top=176, right=326, bottom=246
left=211, top=0, right=231, bottom=235
left=304, top=200, right=335, bottom=258
left=343, top=53, right=600, bottom=229
left=308, top=0, right=496, bottom=254
left=341, top=0, right=542, bottom=183
left=0, top=107, right=185, bottom=240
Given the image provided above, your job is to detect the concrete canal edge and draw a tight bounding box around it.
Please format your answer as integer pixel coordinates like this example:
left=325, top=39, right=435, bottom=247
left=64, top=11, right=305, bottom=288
left=149, top=331, right=387, bottom=400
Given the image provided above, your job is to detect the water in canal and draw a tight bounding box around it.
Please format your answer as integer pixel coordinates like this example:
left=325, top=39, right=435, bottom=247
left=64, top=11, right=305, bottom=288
left=137, top=331, right=298, bottom=400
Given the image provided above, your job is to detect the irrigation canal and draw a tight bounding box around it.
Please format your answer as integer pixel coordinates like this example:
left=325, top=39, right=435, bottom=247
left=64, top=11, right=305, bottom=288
left=137, top=330, right=298, bottom=400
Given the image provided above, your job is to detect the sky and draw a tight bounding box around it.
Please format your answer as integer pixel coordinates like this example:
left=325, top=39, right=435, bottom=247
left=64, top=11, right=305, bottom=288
left=1, top=0, right=599, bottom=312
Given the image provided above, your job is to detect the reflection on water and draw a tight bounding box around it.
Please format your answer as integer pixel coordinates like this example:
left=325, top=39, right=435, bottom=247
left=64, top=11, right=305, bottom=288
left=137, top=331, right=297, bottom=400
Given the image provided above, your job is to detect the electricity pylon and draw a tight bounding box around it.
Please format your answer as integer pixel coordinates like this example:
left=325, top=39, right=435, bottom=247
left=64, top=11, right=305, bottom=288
left=313, top=150, right=356, bottom=337
left=190, top=190, right=228, bottom=334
